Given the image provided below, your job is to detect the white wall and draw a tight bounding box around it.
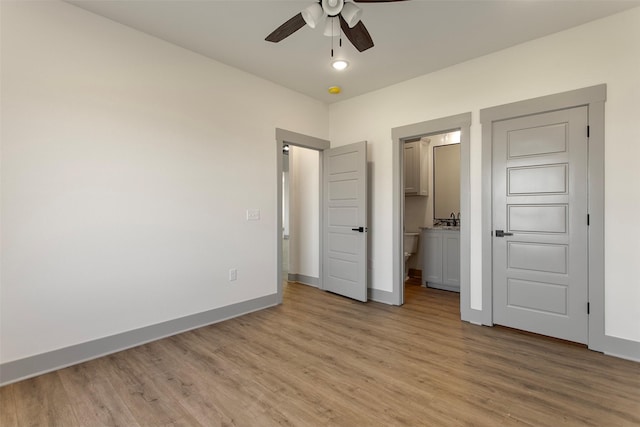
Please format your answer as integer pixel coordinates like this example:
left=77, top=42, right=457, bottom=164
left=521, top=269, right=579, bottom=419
left=0, top=1, right=328, bottom=362
left=329, top=7, right=640, bottom=342
left=288, top=146, right=320, bottom=281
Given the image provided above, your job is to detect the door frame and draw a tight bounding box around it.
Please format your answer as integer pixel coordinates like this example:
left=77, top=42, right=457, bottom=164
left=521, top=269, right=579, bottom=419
left=391, top=113, right=472, bottom=312
left=480, top=84, right=606, bottom=350
left=275, top=128, right=330, bottom=304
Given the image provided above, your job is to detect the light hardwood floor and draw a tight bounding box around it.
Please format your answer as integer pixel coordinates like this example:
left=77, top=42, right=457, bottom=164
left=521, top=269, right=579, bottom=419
left=1, top=282, right=639, bottom=426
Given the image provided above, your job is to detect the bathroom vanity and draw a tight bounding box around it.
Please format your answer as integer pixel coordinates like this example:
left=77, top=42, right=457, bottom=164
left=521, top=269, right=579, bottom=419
left=421, top=227, right=460, bottom=292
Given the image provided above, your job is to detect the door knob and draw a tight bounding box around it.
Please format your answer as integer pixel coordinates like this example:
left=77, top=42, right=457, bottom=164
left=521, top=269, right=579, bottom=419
left=495, top=229, right=513, bottom=237
left=351, top=227, right=366, bottom=232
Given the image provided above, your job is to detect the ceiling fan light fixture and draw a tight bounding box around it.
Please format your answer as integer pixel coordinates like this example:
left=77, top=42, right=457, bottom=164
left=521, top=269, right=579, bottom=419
left=341, top=3, right=362, bottom=28
left=331, top=59, right=349, bottom=71
left=301, top=3, right=324, bottom=29
left=323, top=17, right=339, bottom=37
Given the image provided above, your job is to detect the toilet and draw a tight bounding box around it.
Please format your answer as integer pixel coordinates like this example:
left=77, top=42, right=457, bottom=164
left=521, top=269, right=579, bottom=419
left=404, top=232, right=420, bottom=281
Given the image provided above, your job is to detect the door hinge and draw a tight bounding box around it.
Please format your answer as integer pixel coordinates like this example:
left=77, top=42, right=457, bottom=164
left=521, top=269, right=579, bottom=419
left=587, top=214, right=590, bottom=226
left=587, top=125, right=590, bottom=138
left=587, top=302, right=590, bottom=314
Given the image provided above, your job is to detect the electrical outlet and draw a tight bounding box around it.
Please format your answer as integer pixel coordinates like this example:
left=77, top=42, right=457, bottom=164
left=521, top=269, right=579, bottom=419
left=229, top=268, right=237, bottom=281
left=246, top=209, right=260, bottom=221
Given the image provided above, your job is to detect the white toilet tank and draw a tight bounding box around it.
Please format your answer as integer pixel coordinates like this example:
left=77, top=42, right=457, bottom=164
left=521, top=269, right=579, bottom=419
left=404, top=232, right=419, bottom=254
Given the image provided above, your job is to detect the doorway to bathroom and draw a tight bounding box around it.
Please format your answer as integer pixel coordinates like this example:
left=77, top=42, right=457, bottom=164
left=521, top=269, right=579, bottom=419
left=403, top=130, right=463, bottom=305
left=391, top=113, right=472, bottom=319
left=403, top=130, right=462, bottom=303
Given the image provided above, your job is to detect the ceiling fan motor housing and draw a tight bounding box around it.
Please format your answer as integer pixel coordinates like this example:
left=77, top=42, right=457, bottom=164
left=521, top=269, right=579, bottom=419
left=322, top=0, right=344, bottom=17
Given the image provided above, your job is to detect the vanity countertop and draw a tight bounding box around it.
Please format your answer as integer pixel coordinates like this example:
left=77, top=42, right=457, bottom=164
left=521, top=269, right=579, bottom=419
left=420, top=226, right=460, bottom=231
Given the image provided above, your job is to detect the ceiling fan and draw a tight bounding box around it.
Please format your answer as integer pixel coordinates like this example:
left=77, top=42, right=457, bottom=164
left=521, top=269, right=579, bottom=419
left=265, top=0, right=408, bottom=53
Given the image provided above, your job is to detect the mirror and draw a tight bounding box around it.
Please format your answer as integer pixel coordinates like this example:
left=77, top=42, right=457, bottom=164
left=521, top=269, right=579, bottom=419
left=433, top=143, right=460, bottom=220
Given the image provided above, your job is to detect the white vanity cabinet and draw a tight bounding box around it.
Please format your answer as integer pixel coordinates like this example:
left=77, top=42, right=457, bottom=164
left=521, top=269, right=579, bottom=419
left=404, top=140, right=429, bottom=196
left=421, top=228, right=460, bottom=292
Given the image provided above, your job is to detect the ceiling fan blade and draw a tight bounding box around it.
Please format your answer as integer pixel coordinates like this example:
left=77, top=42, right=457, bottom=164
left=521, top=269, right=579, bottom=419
left=339, top=15, right=374, bottom=52
left=265, top=13, right=306, bottom=43
left=353, top=0, right=409, bottom=2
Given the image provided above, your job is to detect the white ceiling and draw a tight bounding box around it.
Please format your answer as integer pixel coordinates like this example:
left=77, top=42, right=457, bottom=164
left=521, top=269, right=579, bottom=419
left=68, top=0, right=640, bottom=104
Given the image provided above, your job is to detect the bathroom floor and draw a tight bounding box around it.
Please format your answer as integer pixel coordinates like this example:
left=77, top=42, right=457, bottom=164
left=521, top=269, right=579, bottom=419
left=404, top=275, right=422, bottom=287
left=404, top=276, right=460, bottom=311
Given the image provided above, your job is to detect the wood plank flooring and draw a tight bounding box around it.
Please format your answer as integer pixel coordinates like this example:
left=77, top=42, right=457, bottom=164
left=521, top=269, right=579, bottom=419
left=1, top=282, right=639, bottom=426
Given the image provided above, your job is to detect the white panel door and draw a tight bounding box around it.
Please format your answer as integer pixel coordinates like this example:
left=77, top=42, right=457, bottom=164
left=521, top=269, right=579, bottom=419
left=493, top=106, right=588, bottom=343
left=323, top=141, right=368, bottom=302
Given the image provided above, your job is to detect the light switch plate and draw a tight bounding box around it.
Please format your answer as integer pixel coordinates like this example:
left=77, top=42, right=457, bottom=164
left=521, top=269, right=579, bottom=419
left=246, top=209, right=260, bottom=221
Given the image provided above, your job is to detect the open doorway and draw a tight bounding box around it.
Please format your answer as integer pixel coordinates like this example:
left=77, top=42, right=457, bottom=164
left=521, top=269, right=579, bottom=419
left=282, top=145, right=290, bottom=281
left=282, top=145, right=321, bottom=288
left=276, top=129, right=369, bottom=303
left=403, top=131, right=461, bottom=304
left=391, top=113, right=473, bottom=320
left=275, top=129, right=329, bottom=304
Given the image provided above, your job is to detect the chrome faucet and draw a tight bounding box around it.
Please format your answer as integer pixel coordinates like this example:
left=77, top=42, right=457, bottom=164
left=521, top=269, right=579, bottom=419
left=450, top=212, right=457, bottom=227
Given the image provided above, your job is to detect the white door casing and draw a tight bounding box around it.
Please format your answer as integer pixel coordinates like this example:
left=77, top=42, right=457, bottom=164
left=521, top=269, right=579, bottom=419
left=323, top=141, right=368, bottom=302
left=492, top=106, right=589, bottom=343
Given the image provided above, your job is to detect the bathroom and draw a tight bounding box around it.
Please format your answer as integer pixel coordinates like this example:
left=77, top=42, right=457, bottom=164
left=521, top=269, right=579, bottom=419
left=404, top=130, right=461, bottom=293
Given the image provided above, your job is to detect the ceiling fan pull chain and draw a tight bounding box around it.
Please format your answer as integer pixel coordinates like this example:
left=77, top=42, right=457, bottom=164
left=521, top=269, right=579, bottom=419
left=331, top=26, right=334, bottom=57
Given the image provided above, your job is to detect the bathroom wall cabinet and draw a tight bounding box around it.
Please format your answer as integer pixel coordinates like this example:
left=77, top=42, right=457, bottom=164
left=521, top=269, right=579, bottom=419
left=404, top=140, right=429, bottom=196
left=421, top=228, right=460, bottom=292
